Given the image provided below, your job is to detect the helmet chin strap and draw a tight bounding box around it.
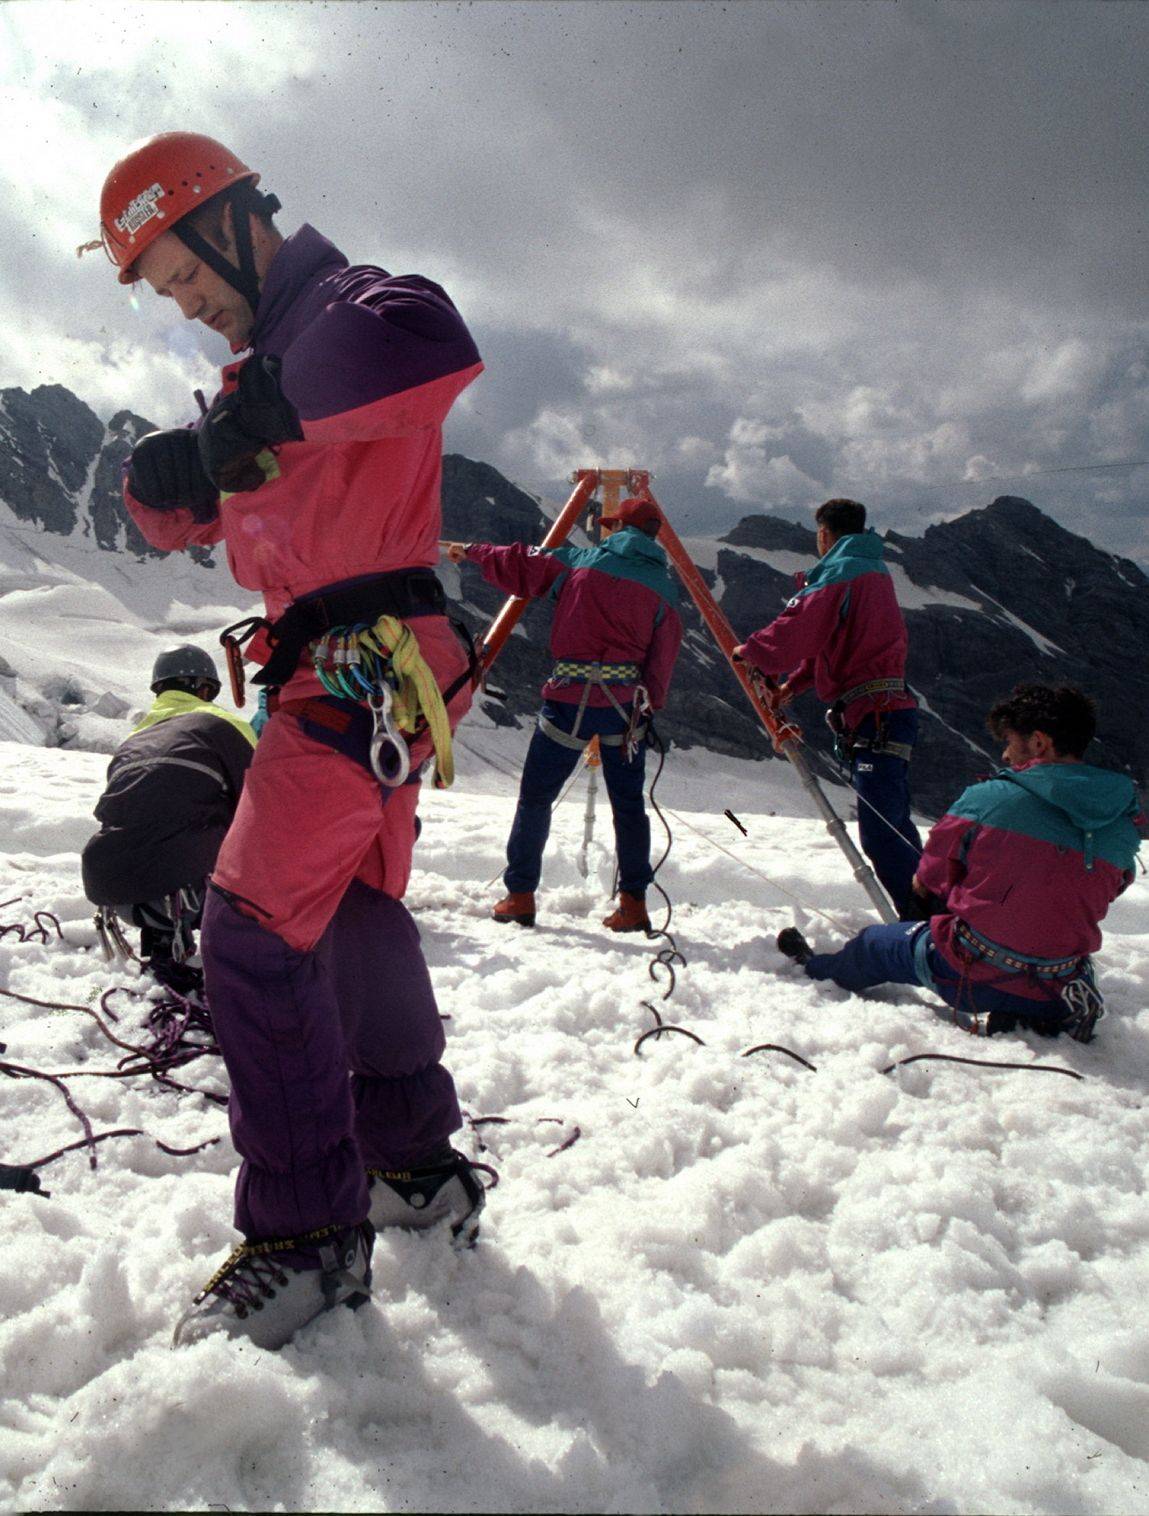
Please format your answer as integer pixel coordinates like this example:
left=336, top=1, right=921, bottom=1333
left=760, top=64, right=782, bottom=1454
left=172, top=186, right=281, bottom=318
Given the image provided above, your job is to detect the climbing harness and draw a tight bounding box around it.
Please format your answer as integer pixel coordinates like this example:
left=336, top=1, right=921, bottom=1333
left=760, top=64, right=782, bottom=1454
left=952, top=919, right=1085, bottom=982
left=219, top=568, right=449, bottom=704
left=826, top=701, right=914, bottom=766
left=552, top=659, right=641, bottom=684
left=835, top=677, right=908, bottom=710
left=311, top=615, right=456, bottom=788
left=948, top=920, right=1105, bottom=1042
left=539, top=664, right=650, bottom=756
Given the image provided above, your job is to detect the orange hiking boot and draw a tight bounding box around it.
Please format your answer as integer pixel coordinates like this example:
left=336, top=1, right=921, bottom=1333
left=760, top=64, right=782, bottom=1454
left=602, top=892, right=651, bottom=933
left=492, top=892, right=536, bottom=927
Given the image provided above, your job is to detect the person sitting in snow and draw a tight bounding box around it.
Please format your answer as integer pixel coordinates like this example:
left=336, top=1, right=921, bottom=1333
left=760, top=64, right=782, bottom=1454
left=87, top=130, right=484, bottom=1350
left=81, top=645, right=255, bottom=994
left=732, top=497, right=923, bottom=918
left=445, top=495, right=683, bottom=932
left=776, top=684, right=1144, bottom=1041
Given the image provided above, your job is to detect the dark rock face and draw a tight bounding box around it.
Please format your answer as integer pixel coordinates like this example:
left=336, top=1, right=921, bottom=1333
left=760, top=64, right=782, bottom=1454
left=90, top=410, right=158, bottom=555
left=0, top=385, right=104, bottom=535
left=723, top=513, right=817, bottom=556
left=0, top=381, right=1144, bottom=819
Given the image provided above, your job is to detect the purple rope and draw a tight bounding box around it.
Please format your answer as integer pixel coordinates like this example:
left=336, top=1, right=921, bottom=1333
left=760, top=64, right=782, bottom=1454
left=1, top=1058, right=98, bottom=1167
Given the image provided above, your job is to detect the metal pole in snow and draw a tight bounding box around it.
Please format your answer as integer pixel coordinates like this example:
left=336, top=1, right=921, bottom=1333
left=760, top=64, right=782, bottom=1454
left=579, top=736, right=602, bottom=878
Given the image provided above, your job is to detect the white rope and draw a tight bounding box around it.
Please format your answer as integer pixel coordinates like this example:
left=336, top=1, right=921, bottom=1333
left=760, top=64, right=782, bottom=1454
left=659, top=804, right=855, bottom=936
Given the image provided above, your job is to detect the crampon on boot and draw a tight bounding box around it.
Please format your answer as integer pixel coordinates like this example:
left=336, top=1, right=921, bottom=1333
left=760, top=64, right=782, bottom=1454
left=172, top=1222, right=373, bottom=1351
left=602, top=892, right=651, bottom=933
left=492, top=892, right=536, bottom=927
left=368, top=1147, right=488, bottom=1249
left=776, top=927, right=813, bottom=965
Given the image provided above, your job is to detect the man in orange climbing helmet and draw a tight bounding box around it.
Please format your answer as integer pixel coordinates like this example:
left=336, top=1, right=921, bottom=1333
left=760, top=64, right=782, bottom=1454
left=88, top=129, right=486, bottom=1351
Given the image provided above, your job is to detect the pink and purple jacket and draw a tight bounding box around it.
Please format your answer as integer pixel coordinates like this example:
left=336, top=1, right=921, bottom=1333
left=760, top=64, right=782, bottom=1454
left=466, top=529, right=683, bottom=709
left=739, top=529, right=915, bottom=728
left=916, top=760, right=1144, bottom=1002
left=123, top=223, right=483, bottom=701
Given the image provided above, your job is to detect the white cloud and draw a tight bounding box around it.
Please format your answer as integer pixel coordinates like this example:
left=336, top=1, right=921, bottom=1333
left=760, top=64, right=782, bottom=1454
left=705, top=427, right=824, bottom=507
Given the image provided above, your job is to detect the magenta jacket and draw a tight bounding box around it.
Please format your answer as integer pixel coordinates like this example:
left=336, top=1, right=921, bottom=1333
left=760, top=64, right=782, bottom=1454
left=917, top=759, right=1143, bottom=1002
left=467, top=529, right=683, bottom=709
left=739, top=529, right=915, bottom=728
left=123, top=224, right=483, bottom=699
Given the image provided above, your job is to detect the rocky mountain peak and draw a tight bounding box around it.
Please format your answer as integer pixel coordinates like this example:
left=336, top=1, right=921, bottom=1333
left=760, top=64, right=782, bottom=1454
left=0, top=380, right=1143, bottom=815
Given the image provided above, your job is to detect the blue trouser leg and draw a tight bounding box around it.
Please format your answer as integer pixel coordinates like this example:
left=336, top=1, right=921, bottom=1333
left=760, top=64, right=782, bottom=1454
left=806, top=921, right=927, bottom=990
left=504, top=717, right=584, bottom=893
left=806, top=921, right=1067, bottom=1034
left=600, top=736, right=652, bottom=896
left=504, top=698, right=649, bottom=894
left=850, top=709, right=924, bottom=917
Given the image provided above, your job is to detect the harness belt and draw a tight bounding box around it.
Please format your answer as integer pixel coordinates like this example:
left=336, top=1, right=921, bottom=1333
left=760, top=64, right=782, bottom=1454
left=539, top=714, right=648, bottom=751
left=837, top=676, right=907, bottom=708
left=954, top=919, right=1085, bottom=981
left=551, top=660, right=641, bottom=685
left=850, top=736, right=914, bottom=762
left=248, top=569, right=447, bottom=690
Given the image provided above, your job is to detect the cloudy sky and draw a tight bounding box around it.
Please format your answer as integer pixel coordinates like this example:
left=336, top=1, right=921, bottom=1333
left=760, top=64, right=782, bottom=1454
left=3, top=0, right=1147, bottom=561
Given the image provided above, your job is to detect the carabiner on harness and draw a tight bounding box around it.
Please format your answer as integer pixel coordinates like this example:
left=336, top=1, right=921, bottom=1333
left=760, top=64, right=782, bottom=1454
left=625, top=686, right=653, bottom=763
left=368, top=686, right=410, bottom=788
left=94, top=906, right=136, bottom=963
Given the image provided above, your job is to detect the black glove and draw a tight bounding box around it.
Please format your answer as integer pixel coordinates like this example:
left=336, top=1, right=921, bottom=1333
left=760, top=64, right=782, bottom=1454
left=127, top=429, right=219, bottom=522
left=900, top=886, right=945, bottom=923
left=197, top=355, right=303, bottom=495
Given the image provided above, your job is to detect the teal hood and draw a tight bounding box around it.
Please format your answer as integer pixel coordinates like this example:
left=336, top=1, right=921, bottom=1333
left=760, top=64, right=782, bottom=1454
left=798, top=529, right=888, bottom=596
left=552, top=527, right=679, bottom=606
left=1003, top=762, right=1141, bottom=833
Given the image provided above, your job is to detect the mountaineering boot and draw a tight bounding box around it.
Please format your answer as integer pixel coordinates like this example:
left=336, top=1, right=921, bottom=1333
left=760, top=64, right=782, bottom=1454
left=602, top=892, right=651, bottom=933
left=776, top=927, right=813, bottom=966
left=367, top=1146, right=486, bottom=1249
left=145, top=953, right=205, bottom=998
left=492, top=892, right=536, bottom=927
left=172, top=1222, right=373, bottom=1351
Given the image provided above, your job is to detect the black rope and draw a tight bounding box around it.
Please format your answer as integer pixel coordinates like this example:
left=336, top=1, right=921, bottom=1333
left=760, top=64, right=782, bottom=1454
left=882, top=1052, right=1083, bottom=1080
left=741, top=1043, right=818, bottom=1072
left=639, top=721, right=689, bottom=1001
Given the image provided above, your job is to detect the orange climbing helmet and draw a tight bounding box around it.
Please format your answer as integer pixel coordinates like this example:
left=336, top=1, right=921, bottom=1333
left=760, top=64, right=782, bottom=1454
left=97, top=132, right=260, bottom=284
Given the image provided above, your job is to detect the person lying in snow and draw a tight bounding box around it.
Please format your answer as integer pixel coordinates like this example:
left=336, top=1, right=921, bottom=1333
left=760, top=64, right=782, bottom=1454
left=777, top=684, right=1144, bottom=1040
left=88, top=130, right=484, bottom=1350
left=445, top=495, right=683, bottom=933
left=81, top=645, right=255, bottom=995
left=733, top=497, right=923, bottom=919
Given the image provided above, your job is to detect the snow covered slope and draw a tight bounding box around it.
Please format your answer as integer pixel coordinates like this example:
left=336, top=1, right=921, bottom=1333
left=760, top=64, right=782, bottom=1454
left=1, top=724, right=1147, bottom=1515
left=0, top=499, right=257, bottom=750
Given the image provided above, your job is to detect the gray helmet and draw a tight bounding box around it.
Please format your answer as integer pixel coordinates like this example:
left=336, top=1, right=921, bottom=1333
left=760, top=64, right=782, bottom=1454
left=150, top=644, right=220, bottom=694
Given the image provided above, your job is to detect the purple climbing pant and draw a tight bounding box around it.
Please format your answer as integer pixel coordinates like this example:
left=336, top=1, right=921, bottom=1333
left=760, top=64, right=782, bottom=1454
left=203, top=881, right=462, bottom=1239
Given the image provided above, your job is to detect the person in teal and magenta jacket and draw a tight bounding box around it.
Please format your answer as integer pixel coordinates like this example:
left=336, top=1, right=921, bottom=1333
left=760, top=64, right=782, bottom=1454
left=447, top=496, right=682, bottom=933
left=734, top=497, right=923, bottom=918
left=777, top=684, right=1144, bottom=1042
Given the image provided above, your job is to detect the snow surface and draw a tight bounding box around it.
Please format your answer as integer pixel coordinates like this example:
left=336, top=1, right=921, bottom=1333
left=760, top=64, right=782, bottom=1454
left=1, top=712, right=1148, bottom=1514
left=2, top=508, right=1149, bottom=1513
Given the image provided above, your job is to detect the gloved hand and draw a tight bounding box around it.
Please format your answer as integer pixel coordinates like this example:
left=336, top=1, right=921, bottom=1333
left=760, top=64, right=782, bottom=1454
left=127, top=429, right=219, bottom=523
left=198, top=355, right=303, bottom=495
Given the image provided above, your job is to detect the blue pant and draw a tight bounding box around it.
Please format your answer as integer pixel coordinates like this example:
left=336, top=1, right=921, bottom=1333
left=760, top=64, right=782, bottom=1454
left=849, top=709, right=924, bottom=918
left=805, top=921, right=1066, bottom=1032
left=505, top=699, right=652, bottom=895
